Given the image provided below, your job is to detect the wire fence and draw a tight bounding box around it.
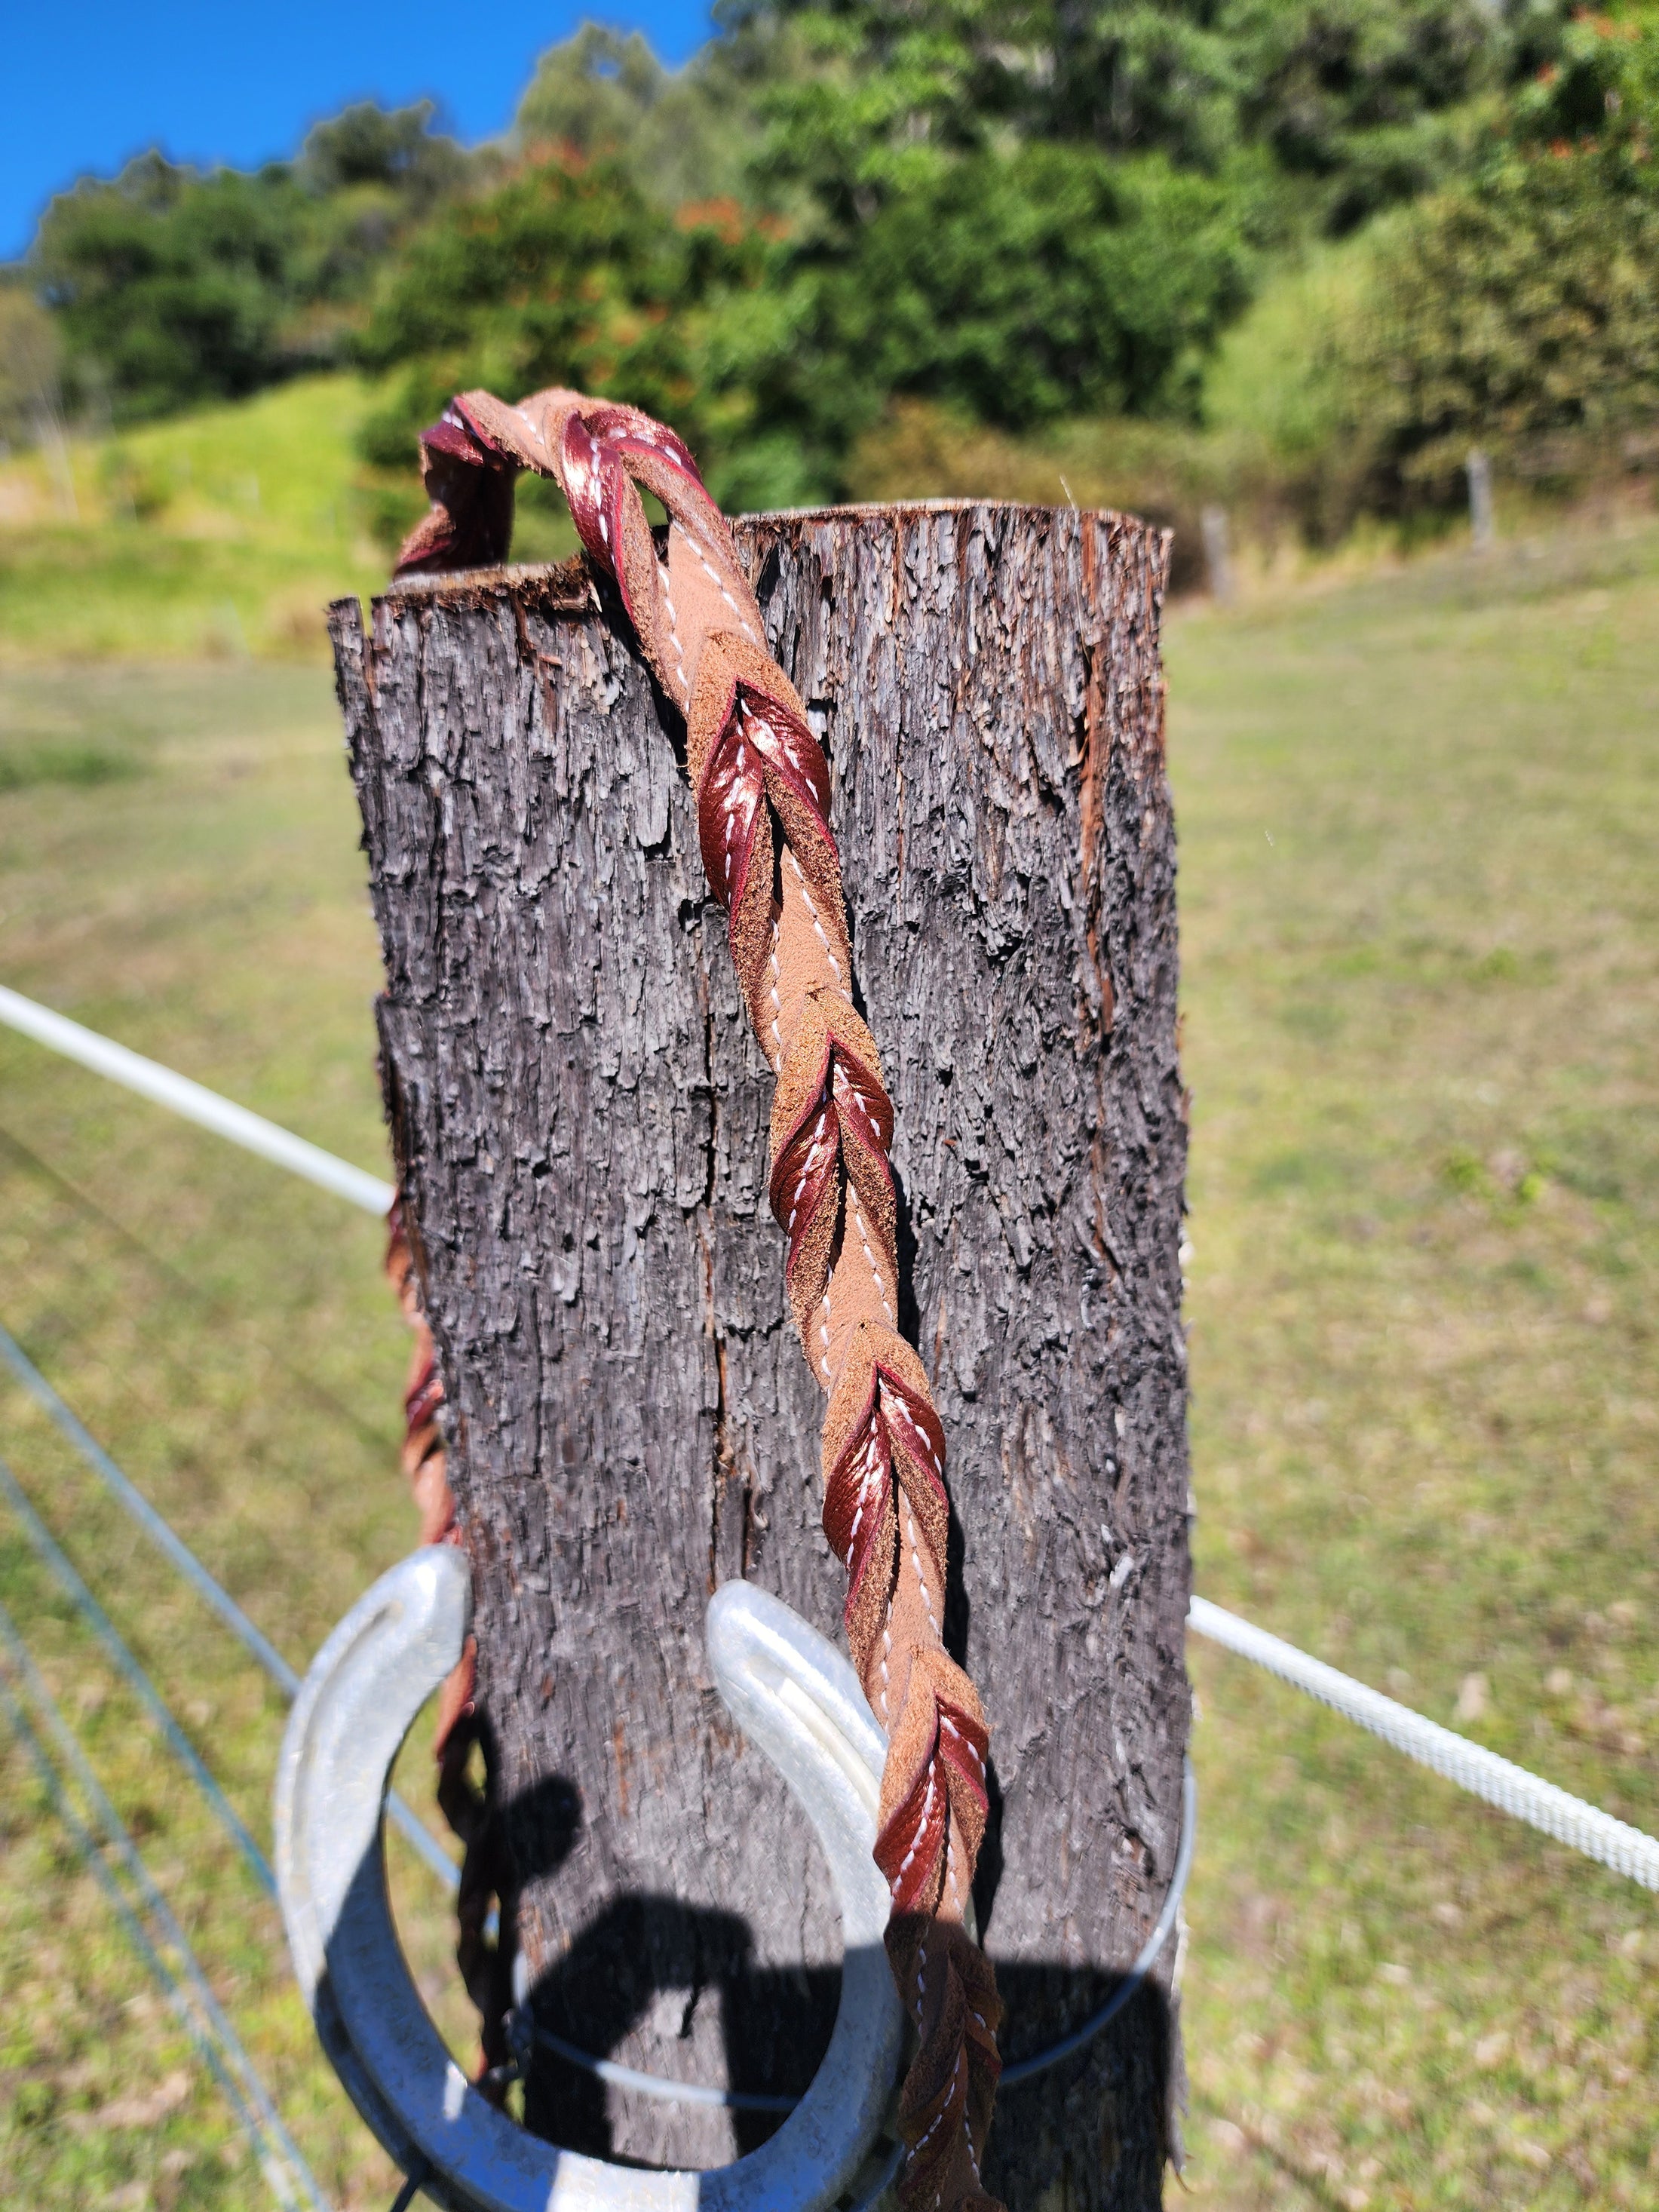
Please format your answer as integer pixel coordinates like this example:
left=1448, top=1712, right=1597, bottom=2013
left=0, top=1599, right=329, bottom=2212
left=1, top=981, right=1655, bottom=2206
left=0, top=984, right=392, bottom=1214
left=0, top=1320, right=459, bottom=1894
left=0, top=1450, right=275, bottom=1894
left=1188, top=1598, right=1659, bottom=1890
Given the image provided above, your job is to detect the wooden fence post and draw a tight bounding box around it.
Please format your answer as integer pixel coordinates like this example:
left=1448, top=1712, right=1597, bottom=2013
left=330, top=499, right=1191, bottom=2210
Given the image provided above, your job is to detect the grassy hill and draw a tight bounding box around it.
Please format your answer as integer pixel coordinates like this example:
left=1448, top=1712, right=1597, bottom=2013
left=0, top=379, right=387, bottom=663
left=0, top=375, right=583, bottom=666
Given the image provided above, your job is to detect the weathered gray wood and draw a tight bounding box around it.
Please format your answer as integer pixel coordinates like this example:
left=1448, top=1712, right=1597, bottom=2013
left=331, top=500, right=1190, bottom=2210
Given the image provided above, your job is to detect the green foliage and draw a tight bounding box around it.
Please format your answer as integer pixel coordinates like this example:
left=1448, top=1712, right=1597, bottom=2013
left=354, top=154, right=768, bottom=487
left=35, top=154, right=305, bottom=419
left=297, top=99, right=468, bottom=204
left=1317, top=11, right=1659, bottom=505
left=735, top=144, right=1255, bottom=489
left=29, top=106, right=469, bottom=423
left=1185, top=9, right=1659, bottom=529
left=1509, top=3, right=1659, bottom=158
left=1363, top=157, right=1659, bottom=497
left=691, top=0, right=1581, bottom=492
left=1198, top=231, right=1388, bottom=535
left=1222, top=0, right=1502, bottom=229
left=1046, top=3, right=1248, bottom=170
left=739, top=0, right=1564, bottom=228
left=1204, top=238, right=1372, bottom=459
left=351, top=124, right=1254, bottom=508
left=514, top=23, right=765, bottom=207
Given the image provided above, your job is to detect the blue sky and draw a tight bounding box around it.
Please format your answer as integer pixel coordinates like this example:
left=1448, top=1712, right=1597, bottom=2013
left=2, top=2, right=712, bottom=261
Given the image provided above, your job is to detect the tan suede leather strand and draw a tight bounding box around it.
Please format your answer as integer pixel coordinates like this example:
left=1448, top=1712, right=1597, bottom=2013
left=395, top=391, right=1004, bottom=2212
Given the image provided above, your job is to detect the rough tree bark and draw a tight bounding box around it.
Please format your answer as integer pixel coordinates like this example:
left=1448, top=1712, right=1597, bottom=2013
left=330, top=500, right=1191, bottom=2210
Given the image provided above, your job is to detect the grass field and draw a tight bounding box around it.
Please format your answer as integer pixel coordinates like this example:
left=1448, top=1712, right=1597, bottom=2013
left=1173, top=519, right=1659, bottom=2207
left=0, top=508, right=1654, bottom=2210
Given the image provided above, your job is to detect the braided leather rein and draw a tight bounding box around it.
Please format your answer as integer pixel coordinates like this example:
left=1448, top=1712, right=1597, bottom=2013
left=393, top=388, right=1004, bottom=2212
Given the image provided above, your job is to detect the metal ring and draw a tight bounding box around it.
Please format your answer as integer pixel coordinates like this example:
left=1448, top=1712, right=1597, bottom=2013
left=275, top=1552, right=904, bottom=2212
left=526, top=2020, right=799, bottom=2115
left=998, top=1757, right=1195, bottom=2088
left=529, top=1754, right=1195, bottom=2107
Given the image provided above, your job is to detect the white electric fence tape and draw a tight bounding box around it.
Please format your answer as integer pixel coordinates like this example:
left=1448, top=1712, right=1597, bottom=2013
left=0, top=983, right=394, bottom=1214
left=1189, top=1596, right=1659, bottom=1891
left=5, top=979, right=1659, bottom=1901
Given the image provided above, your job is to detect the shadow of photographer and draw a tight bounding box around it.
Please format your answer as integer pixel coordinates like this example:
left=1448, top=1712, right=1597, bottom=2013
left=497, top=1768, right=1177, bottom=2204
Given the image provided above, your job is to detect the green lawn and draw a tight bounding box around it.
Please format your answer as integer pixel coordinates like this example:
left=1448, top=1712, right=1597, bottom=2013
left=0, top=512, right=1654, bottom=2210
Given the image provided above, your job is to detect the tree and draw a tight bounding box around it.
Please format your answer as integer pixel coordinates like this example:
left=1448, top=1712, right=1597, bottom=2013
left=733, top=0, right=1575, bottom=225
left=29, top=104, right=471, bottom=421
left=1326, top=8, right=1659, bottom=501
left=33, top=153, right=303, bottom=418
left=1360, top=157, right=1659, bottom=498
left=298, top=98, right=468, bottom=204
left=352, top=154, right=768, bottom=489
left=514, top=23, right=766, bottom=207
left=738, top=142, right=1253, bottom=465
left=1225, top=0, right=1504, bottom=229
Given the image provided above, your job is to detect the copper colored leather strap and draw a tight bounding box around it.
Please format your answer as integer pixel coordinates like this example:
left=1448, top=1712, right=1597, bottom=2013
left=396, top=391, right=1005, bottom=2212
